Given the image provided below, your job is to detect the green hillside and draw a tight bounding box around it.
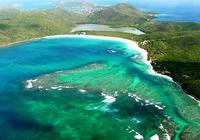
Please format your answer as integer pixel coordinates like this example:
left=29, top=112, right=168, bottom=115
left=0, top=9, right=86, bottom=46
left=140, top=31, right=200, bottom=99
left=87, top=3, right=152, bottom=26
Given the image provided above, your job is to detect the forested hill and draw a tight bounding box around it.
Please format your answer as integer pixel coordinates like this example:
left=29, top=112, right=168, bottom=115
left=88, top=3, right=152, bottom=26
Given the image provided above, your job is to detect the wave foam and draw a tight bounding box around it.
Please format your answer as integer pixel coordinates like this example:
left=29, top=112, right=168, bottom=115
left=150, top=134, right=159, bottom=140
left=134, top=132, right=144, bottom=140
left=101, top=93, right=116, bottom=104
left=79, top=89, right=87, bottom=93
left=26, top=79, right=37, bottom=89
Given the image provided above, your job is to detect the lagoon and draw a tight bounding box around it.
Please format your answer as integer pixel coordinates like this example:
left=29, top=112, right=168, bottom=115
left=71, top=24, right=145, bottom=35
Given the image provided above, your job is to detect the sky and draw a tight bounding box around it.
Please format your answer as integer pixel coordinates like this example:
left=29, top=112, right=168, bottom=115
left=0, top=0, right=200, bottom=7
left=91, top=0, right=200, bottom=8
left=0, top=0, right=199, bottom=14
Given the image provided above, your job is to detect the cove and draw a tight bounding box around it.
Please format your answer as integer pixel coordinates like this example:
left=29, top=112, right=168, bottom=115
left=0, top=35, right=199, bottom=140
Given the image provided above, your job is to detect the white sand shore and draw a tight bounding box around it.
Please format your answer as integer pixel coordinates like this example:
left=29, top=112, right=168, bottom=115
left=0, top=37, right=41, bottom=48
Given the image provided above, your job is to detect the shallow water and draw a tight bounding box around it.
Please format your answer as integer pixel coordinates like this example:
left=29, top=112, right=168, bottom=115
left=0, top=36, right=199, bottom=140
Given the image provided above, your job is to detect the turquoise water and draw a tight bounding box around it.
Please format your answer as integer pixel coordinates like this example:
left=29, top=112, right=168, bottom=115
left=0, top=36, right=199, bottom=140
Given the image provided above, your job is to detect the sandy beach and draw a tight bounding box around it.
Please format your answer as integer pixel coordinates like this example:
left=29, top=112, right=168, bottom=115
left=0, top=37, right=42, bottom=48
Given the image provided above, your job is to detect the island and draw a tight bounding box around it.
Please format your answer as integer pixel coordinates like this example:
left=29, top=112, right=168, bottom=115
left=0, top=3, right=199, bottom=140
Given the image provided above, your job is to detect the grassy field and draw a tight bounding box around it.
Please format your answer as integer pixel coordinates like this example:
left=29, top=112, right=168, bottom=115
left=0, top=4, right=199, bottom=100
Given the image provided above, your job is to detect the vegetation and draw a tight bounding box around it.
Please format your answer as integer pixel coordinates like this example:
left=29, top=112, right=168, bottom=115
left=140, top=31, right=200, bottom=99
left=0, top=9, right=86, bottom=46
left=0, top=3, right=199, bottom=101
left=138, top=21, right=200, bottom=33
left=87, top=3, right=152, bottom=26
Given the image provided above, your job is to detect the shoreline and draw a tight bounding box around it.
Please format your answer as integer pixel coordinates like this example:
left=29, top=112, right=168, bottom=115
left=0, top=37, right=41, bottom=48
left=0, top=34, right=199, bottom=102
